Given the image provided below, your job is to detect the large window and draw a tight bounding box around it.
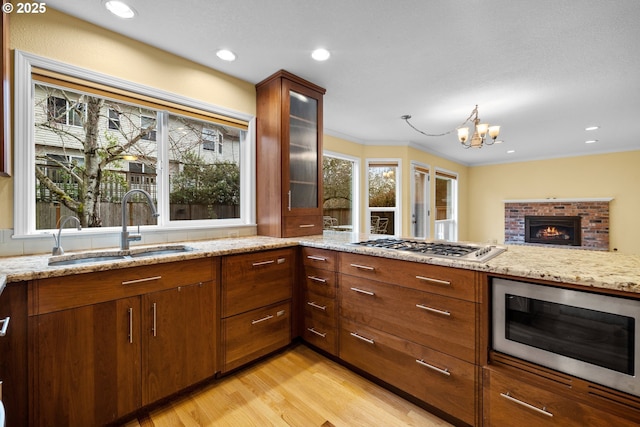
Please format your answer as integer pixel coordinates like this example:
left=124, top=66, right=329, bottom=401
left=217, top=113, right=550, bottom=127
left=14, top=51, right=254, bottom=236
left=323, top=152, right=359, bottom=233
left=435, top=169, right=458, bottom=241
left=367, top=159, right=401, bottom=236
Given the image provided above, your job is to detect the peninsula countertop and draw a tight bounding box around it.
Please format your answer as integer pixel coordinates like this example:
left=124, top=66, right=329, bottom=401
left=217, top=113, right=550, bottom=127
left=1, top=233, right=640, bottom=296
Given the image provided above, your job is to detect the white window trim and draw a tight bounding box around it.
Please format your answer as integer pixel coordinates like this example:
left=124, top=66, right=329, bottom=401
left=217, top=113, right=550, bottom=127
left=324, top=150, right=360, bottom=235
left=410, top=160, right=431, bottom=239
left=13, top=50, right=256, bottom=238
left=365, top=158, right=402, bottom=236
left=434, top=167, right=458, bottom=242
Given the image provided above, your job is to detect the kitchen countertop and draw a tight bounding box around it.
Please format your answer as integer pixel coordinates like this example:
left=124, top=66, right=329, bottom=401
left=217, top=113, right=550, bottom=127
left=1, top=232, right=640, bottom=296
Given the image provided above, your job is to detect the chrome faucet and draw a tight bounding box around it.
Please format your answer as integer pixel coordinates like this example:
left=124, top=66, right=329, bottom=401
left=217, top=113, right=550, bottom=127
left=121, top=189, right=159, bottom=250
left=52, top=215, right=82, bottom=255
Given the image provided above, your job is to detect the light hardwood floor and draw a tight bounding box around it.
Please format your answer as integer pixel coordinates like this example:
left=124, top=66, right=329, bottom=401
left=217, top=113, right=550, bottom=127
left=122, top=344, right=453, bottom=427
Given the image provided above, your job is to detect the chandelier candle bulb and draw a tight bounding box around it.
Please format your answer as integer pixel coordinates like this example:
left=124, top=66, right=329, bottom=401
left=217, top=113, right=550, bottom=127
left=489, top=126, right=500, bottom=140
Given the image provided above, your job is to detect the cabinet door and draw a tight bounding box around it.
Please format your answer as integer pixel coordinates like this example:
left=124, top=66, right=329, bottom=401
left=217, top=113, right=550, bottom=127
left=283, top=79, right=322, bottom=214
left=143, top=281, right=215, bottom=404
left=30, top=297, right=142, bottom=427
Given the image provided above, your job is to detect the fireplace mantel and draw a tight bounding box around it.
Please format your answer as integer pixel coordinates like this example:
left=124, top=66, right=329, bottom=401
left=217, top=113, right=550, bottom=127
left=503, top=197, right=613, bottom=203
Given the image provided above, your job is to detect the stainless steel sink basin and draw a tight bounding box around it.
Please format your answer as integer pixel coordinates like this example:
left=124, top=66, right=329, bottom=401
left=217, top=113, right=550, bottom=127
left=48, top=245, right=195, bottom=266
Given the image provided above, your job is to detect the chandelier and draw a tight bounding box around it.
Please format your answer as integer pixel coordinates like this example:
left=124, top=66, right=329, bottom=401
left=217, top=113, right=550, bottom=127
left=401, top=105, right=501, bottom=149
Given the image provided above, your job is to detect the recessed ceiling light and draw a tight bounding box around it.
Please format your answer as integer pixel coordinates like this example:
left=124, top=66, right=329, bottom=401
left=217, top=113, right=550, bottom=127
left=311, top=48, right=331, bottom=61
left=216, top=49, right=236, bottom=62
left=585, top=126, right=600, bottom=131
left=494, top=140, right=504, bottom=144
left=585, top=140, right=598, bottom=144
left=104, top=0, right=136, bottom=19
left=506, top=150, right=515, bottom=154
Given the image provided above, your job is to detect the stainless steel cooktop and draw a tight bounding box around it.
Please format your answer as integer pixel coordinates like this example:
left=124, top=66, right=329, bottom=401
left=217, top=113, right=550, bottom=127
left=351, top=238, right=507, bottom=262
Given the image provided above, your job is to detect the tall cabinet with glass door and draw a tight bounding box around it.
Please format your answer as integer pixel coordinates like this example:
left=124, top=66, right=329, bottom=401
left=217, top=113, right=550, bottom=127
left=256, top=70, right=326, bottom=237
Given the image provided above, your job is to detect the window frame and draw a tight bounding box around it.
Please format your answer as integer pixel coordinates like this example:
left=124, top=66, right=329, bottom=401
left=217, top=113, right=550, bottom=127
left=13, top=50, right=256, bottom=238
left=366, top=158, right=402, bottom=236
left=434, top=168, right=458, bottom=241
left=323, top=150, right=360, bottom=234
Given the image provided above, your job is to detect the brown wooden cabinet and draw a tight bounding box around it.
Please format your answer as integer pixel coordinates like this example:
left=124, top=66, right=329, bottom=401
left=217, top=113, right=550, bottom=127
left=337, top=251, right=481, bottom=425
left=256, top=70, right=326, bottom=237
left=221, top=248, right=295, bottom=372
left=300, top=248, right=338, bottom=355
left=28, top=258, right=217, bottom=426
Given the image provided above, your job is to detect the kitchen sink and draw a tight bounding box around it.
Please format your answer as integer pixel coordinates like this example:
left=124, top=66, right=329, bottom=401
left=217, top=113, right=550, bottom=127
left=48, top=244, right=195, bottom=266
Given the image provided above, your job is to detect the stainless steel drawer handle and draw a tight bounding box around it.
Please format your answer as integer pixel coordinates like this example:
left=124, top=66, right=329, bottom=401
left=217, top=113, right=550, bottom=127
left=415, top=275, right=451, bottom=286
left=307, top=327, right=327, bottom=338
left=416, top=359, right=451, bottom=376
left=416, top=304, right=451, bottom=316
left=500, top=392, right=554, bottom=417
left=308, top=275, right=327, bottom=283
left=122, top=275, right=162, bottom=286
left=251, top=314, right=274, bottom=325
left=307, top=301, right=327, bottom=311
left=299, top=224, right=316, bottom=228
left=350, top=263, right=375, bottom=271
left=0, top=316, right=10, bottom=336
left=350, top=287, right=375, bottom=296
left=307, top=255, right=327, bottom=262
left=152, top=302, right=157, bottom=337
left=252, top=260, right=275, bottom=267
left=350, top=332, right=375, bottom=344
left=127, top=308, right=133, bottom=344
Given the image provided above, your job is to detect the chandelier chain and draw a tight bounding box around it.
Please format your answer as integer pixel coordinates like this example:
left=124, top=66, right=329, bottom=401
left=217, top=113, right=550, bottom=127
left=401, top=107, right=477, bottom=138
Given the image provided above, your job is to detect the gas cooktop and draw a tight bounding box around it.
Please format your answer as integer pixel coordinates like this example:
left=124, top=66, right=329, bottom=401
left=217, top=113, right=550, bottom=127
left=351, top=238, right=506, bottom=262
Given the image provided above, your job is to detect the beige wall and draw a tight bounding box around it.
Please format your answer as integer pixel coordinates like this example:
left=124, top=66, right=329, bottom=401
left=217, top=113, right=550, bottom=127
left=1, top=9, right=256, bottom=229
left=467, top=151, right=640, bottom=254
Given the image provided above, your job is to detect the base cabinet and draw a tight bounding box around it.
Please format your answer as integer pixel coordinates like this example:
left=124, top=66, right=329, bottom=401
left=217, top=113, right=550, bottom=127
left=484, top=364, right=640, bottom=427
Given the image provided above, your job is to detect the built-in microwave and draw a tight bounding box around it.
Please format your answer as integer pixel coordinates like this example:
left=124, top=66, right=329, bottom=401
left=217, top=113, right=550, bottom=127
left=492, top=277, right=640, bottom=397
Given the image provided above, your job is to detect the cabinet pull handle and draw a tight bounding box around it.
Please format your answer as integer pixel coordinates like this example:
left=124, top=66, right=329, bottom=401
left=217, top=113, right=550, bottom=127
left=415, top=275, right=451, bottom=286
left=307, top=301, right=327, bottom=311
left=252, top=314, right=274, bottom=325
left=416, top=304, right=451, bottom=317
left=350, top=332, right=375, bottom=344
left=350, top=287, right=375, bottom=296
left=252, top=260, right=275, bottom=267
left=128, top=308, right=133, bottom=344
left=350, top=263, right=375, bottom=271
left=152, top=302, right=157, bottom=337
left=299, top=224, right=315, bottom=228
left=308, top=275, right=327, bottom=283
left=0, top=316, right=9, bottom=336
left=122, top=276, right=162, bottom=286
left=288, top=190, right=292, bottom=211
left=307, top=327, right=327, bottom=338
left=416, top=359, right=451, bottom=376
left=307, top=255, right=327, bottom=262
left=500, top=392, right=554, bottom=417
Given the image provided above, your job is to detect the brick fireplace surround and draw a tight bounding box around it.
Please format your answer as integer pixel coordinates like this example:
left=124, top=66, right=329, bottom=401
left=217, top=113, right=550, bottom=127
left=504, top=198, right=611, bottom=250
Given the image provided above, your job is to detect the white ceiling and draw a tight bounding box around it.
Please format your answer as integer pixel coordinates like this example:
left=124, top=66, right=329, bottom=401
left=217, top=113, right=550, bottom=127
left=43, top=0, right=640, bottom=166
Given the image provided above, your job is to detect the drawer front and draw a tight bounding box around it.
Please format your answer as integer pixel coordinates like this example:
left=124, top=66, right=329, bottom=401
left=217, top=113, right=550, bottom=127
left=340, top=318, right=476, bottom=425
left=33, top=258, right=215, bottom=315
left=339, top=274, right=476, bottom=362
left=222, top=248, right=294, bottom=317
left=302, top=290, right=336, bottom=327
left=283, top=215, right=323, bottom=237
left=483, top=367, right=639, bottom=427
left=302, top=314, right=337, bottom=355
left=301, top=247, right=337, bottom=270
left=222, top=301, right=291, bottom=372
left=302, top=266, right=336, bottom=298
left=339, top=252, right=478, bottom=302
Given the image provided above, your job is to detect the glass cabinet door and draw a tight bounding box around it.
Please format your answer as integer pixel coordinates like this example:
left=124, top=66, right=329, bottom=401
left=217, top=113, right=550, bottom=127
left=288, top=90, right=318, bottom=209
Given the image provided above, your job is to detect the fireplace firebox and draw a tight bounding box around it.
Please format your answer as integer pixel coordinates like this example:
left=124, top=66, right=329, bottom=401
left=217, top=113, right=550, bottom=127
left=524, top=216, right=582, bottom=246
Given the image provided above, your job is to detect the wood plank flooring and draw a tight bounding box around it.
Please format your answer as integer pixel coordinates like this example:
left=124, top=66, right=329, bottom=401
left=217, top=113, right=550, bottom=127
left=121, top=344, right=453, bottom=427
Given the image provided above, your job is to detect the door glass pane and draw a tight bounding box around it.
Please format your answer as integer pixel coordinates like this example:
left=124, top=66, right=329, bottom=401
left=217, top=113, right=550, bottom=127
left=289, top=90, right=318, bottom=209
left=323, top=156, right=353, bottom=231
left=413, top=169, right=428, bottom=238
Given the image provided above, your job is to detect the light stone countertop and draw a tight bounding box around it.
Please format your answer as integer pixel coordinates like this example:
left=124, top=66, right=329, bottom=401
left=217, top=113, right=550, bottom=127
left=1, top=233, right=640, bottom=296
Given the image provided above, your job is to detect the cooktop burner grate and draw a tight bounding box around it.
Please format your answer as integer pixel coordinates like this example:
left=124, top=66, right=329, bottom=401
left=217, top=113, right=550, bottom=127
left=351, top=238, right=506, bottom=262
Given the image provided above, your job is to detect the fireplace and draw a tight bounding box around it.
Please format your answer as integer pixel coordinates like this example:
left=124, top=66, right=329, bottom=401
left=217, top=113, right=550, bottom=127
left=525, top=216, right=582, bottom=246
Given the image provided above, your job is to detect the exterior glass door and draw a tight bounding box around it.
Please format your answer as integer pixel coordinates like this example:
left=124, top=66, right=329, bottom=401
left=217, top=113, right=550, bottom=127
left=411, top=163, right=430, bottom=239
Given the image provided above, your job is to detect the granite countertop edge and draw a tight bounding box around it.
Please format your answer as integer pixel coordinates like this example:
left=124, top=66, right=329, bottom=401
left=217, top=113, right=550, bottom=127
left=1, top=234, right=639, bottom=296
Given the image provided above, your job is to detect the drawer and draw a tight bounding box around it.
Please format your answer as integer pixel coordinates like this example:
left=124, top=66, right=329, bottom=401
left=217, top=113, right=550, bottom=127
left=283, top=215, right=323, bottom=237
left=483, top=367, right=639, bottom=427
left=222, top=301, right=291, bottom=373
left=32, top=258, right=215, bottom=315
left=339, top=274, right=477, bottom=363
left=222, top=248, right=294, bottom=317
left=302, top=266, right=336, bottom=298
left=340, top=318, right=476, bottom=425
left=301, top=247, right=337, bottom=271
left=302, top=314, right=337, bottom=355
left=339, top=252, right=478, bottom=302
left=302, top=290, right=336, bottom=327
